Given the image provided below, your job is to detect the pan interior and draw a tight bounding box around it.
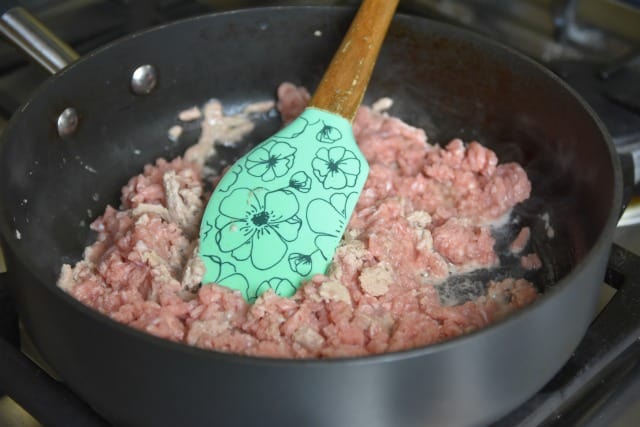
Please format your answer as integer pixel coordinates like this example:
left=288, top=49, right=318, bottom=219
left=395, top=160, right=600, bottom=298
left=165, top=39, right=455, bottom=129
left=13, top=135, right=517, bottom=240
left=0, top=9, right=615, bottom=299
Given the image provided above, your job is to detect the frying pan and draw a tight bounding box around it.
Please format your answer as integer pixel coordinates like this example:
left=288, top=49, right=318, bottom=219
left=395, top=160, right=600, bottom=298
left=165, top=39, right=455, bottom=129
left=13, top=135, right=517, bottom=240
left=0, top=3, right=636, bottom=427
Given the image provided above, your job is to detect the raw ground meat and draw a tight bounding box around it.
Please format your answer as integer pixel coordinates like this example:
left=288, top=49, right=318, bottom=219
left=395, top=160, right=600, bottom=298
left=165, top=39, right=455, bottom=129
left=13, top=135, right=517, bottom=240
left=510, top=226, right=531, bottom=254
left=58, top=83, right=539, bottom=358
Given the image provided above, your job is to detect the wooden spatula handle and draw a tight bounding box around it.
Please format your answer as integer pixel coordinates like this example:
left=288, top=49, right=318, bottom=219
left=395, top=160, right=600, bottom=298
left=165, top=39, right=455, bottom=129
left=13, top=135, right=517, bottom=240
left=309, top=0, right=400, bottom=121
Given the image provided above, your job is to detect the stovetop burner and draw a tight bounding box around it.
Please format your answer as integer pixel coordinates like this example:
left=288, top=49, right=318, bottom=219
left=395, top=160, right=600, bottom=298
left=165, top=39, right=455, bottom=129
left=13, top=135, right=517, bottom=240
left=401, top=0, right=640, bottom=148
left=549, top=58, right=640, bottom=146
left=1, top=1, right=640, bottom=426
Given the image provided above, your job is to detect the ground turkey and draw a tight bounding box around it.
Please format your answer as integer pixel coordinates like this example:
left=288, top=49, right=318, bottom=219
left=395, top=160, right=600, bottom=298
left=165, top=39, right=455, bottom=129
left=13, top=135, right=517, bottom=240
left=58, top=83, right=538, bottom=358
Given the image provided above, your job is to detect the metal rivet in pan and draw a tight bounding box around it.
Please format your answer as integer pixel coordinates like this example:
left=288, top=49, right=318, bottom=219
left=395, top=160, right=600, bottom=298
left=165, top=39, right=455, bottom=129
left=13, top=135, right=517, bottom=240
left=57, top=107, right=79, bottom=138
left=130, top=64, right=158, bottom=95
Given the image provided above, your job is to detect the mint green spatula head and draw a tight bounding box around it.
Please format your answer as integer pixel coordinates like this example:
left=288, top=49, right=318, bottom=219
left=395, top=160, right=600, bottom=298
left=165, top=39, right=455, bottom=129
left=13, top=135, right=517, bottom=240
left=199, top=0, right=399, bottom=302
left=200, top=108, right=367, bottom=301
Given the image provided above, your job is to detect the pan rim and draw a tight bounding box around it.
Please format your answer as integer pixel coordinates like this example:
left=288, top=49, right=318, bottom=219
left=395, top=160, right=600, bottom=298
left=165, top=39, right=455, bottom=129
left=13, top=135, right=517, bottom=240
left=0, top=5, right=622, bottom=367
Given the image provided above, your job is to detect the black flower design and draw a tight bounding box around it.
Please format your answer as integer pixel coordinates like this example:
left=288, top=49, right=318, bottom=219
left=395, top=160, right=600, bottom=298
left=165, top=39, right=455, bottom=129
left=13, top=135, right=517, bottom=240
left=218, top=165, right=242, bottom=193
left=215, top=188, right=302, bottom=270
left=311, top=147, right=361, bottom=190
left=200, top=254, right=250, bottom=299
left=245, top=140, right=296, bottom=182
left=251, top=277, right=297, bottom=302
left=316, top=123, right=342, bottom=143
left=289, top=171, right=311, bottom=193
left=306, top=192, right=359, bottom=259
left=288, top=253, right=313, bottom=276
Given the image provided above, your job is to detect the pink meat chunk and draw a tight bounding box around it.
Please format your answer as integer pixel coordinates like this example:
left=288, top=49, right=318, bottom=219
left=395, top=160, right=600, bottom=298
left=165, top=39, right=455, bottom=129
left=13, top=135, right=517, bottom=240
left=521, top=253, right=543, bottom=270
left=510, top=227, right=531, bottom=254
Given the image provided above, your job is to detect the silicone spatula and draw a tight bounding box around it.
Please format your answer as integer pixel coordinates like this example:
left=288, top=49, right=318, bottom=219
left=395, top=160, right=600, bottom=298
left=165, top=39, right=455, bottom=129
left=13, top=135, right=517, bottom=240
left=199, top=0, right=399, bottom=302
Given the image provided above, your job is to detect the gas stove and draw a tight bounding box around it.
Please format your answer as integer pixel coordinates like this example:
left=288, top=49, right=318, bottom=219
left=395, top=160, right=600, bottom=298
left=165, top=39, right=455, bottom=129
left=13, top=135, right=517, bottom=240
left=1, top=1, right=640, bottom=426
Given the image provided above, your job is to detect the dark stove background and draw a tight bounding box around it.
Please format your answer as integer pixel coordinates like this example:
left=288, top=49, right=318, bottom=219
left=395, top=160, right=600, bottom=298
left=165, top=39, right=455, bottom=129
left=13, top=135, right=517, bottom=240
left=1, top=1, right=639, bottom=426
left=2, top=0, right=639, bottom=143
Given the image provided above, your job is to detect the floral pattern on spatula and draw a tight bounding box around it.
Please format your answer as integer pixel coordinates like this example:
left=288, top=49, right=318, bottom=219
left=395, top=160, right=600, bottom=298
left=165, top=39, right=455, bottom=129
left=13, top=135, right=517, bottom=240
left=214, top=188, right=302, bottom=270
left=245, top=140, right=296, bottom=182
left=199, top=108, right=369, bottom=302
left=312, top=146, right=361, bottom=190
